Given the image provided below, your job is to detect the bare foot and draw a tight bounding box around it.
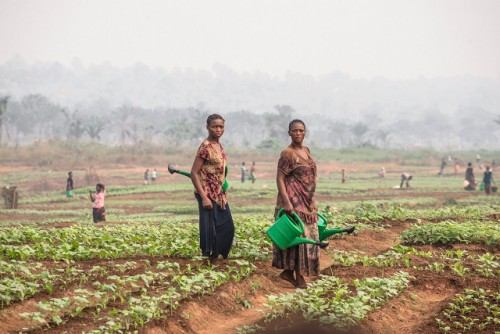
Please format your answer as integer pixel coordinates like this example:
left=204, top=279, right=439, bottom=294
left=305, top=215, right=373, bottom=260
left=296, top=274, right=307, bottom=289
left=209, top=255, right=220, bottom=265
left=279, top=270, right=297, bottom=287
left=204, top=255, right=219, bottom=266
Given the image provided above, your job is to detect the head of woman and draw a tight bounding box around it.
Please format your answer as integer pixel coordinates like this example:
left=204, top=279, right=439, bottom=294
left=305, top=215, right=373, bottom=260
left=206, top=114, right=225, bottom=140
left=288, top=119, right=306, bottom=144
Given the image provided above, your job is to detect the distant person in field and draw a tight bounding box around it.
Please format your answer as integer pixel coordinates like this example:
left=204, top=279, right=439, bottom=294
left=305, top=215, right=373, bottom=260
left=341, top=169, right=347, bottom=183
left=483, top=166, right=494, bottom=195
left=273, top=119, right=320, bottom=289
left=151, top=168, right=157, bottom=183
left=248, top=161, right=257, bottom=184
left=464, top=162, right=475, bottom=190
left=89, top=183, right=106, bottom=223
left=144, top=169, right=149, bottom=185
left=190, top=114, right=234, bottom=265
left=378, top=167, right=386, bottom=178
left=400, top=173, right=412, bottom=189
left=66, top=171, right=74, bottom=197
left=240, top=162, right=247, bottom=183
left=454, top=158, right=460, bottom=175
left=476, top=154, right=481, bottom=164
left=438, top=157, right=447, bottom=176
left=491, top=160, right=496, bottom=171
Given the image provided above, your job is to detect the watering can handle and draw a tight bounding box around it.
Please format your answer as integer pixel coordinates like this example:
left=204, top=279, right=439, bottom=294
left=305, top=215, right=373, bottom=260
left=276, top=208, right=302, bottom=225
left=317, top=212, right=328, bottom=223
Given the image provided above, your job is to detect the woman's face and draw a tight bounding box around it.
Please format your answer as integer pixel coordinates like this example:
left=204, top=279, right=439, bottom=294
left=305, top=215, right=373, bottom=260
left=288, top=122, right=305, bottom=144
left=207, top=119, right=225, bottom=140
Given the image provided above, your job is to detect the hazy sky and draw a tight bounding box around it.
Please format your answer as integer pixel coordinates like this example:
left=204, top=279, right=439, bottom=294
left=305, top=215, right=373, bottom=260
left=1, top=0, right=499, bottom=80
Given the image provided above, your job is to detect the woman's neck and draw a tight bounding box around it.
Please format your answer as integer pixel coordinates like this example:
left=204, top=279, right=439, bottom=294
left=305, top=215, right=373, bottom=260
left=290, top=143, right=303, bottom=150
left=207, top=136, right=220, bottom=144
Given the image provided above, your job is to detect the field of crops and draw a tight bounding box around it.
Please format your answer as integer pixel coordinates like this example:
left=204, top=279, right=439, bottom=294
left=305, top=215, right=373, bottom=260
left=0, top=162, right=498, bottom=334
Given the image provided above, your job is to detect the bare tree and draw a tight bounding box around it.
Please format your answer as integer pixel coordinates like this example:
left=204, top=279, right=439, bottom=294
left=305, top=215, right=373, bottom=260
left=85, top=116, right=106, bottom=141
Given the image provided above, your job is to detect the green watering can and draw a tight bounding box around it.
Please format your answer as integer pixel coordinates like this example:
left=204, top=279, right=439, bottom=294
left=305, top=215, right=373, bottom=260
left=267, top=209, right=327, bottom=250
left=317, top=212, right=355, bottom=241
left=267, top=210, right=356, bottom=250
left=168, top=164, right=229, bottom=192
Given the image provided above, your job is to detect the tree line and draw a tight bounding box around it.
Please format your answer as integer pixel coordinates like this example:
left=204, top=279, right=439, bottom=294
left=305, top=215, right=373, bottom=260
left=1, top=93, right=499, bottom=150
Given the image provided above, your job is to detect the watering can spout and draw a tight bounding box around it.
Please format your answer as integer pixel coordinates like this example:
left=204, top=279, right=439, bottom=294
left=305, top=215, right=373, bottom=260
left=168, top=164, right=190, bottom=177
left=177, top=170, right=191, bottom=177
left=317, top=212, right=356, bottom=241
left=287, top=237, right=322, bottom=248
left=168, top=164, right=229, bottom=192
left=320, top=228, right=347, bottom=240
left=288, top=238, right=329, bottom=249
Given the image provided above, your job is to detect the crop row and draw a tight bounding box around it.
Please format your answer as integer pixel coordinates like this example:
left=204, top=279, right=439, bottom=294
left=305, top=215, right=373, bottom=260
left=1, top=259, right=147, bottom=309
left=436, top=288, right=500, bottom=333
left=321, top=204, right=497, bottom=229
left=20, top=260, right=255, bottom=333
left=0, top=217, right=272, bottom=262
left=401, top=220, right=499, bottom=246
left=238, top=271, right=412, bottom=333
left=330, top=246, right=499, bottom=278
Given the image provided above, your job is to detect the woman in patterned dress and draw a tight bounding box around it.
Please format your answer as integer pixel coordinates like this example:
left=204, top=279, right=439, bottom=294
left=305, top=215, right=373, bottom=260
left=191, top=114, right=235, bottom=264
left=272, top=119, right=320, bottom=289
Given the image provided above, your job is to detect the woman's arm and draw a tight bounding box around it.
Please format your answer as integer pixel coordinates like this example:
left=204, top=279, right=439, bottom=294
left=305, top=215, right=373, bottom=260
left=191, top=155, right=213, bottom=209
left=277, top=169, right=293, bottom=213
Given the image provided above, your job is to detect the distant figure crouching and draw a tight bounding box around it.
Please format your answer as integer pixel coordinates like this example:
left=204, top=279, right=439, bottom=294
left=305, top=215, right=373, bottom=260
left=400, top=173, right=412, bottom=189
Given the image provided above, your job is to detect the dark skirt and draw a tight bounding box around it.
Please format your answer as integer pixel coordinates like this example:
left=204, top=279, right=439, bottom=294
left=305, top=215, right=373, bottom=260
left=93, top=207, right=106, bottom=223
left=195, top=193, right=234, bottom=258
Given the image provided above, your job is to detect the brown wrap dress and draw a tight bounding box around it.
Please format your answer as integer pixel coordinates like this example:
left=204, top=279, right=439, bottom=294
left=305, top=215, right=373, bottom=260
left=272, top=146, right=320, bottom=276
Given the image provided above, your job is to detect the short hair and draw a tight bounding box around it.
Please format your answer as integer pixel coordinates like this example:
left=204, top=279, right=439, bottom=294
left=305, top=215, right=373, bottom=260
left=288, top=119, right=306, bottom=131
left=207, top=114, right=225, bottom=125
left=96, top=183, right=105, bottom=192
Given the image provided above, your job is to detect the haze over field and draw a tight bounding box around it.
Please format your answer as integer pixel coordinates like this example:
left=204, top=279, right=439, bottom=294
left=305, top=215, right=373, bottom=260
left=0, top=0, right=499, bottom=149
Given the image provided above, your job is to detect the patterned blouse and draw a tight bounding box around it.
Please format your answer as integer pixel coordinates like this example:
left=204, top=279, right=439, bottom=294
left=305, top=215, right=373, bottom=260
left=275, top=145, right=317, bottom=224
left=196, top=139, right=228, bottom=209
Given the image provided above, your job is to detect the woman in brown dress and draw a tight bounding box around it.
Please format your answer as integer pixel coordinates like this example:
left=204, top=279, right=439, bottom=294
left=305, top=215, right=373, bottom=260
left=272, top=119, right=320, bottom=289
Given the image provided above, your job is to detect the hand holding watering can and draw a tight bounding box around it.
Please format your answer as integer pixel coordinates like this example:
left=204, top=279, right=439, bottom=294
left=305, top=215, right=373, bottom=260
left=267, top=209, right=355, bottom=250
